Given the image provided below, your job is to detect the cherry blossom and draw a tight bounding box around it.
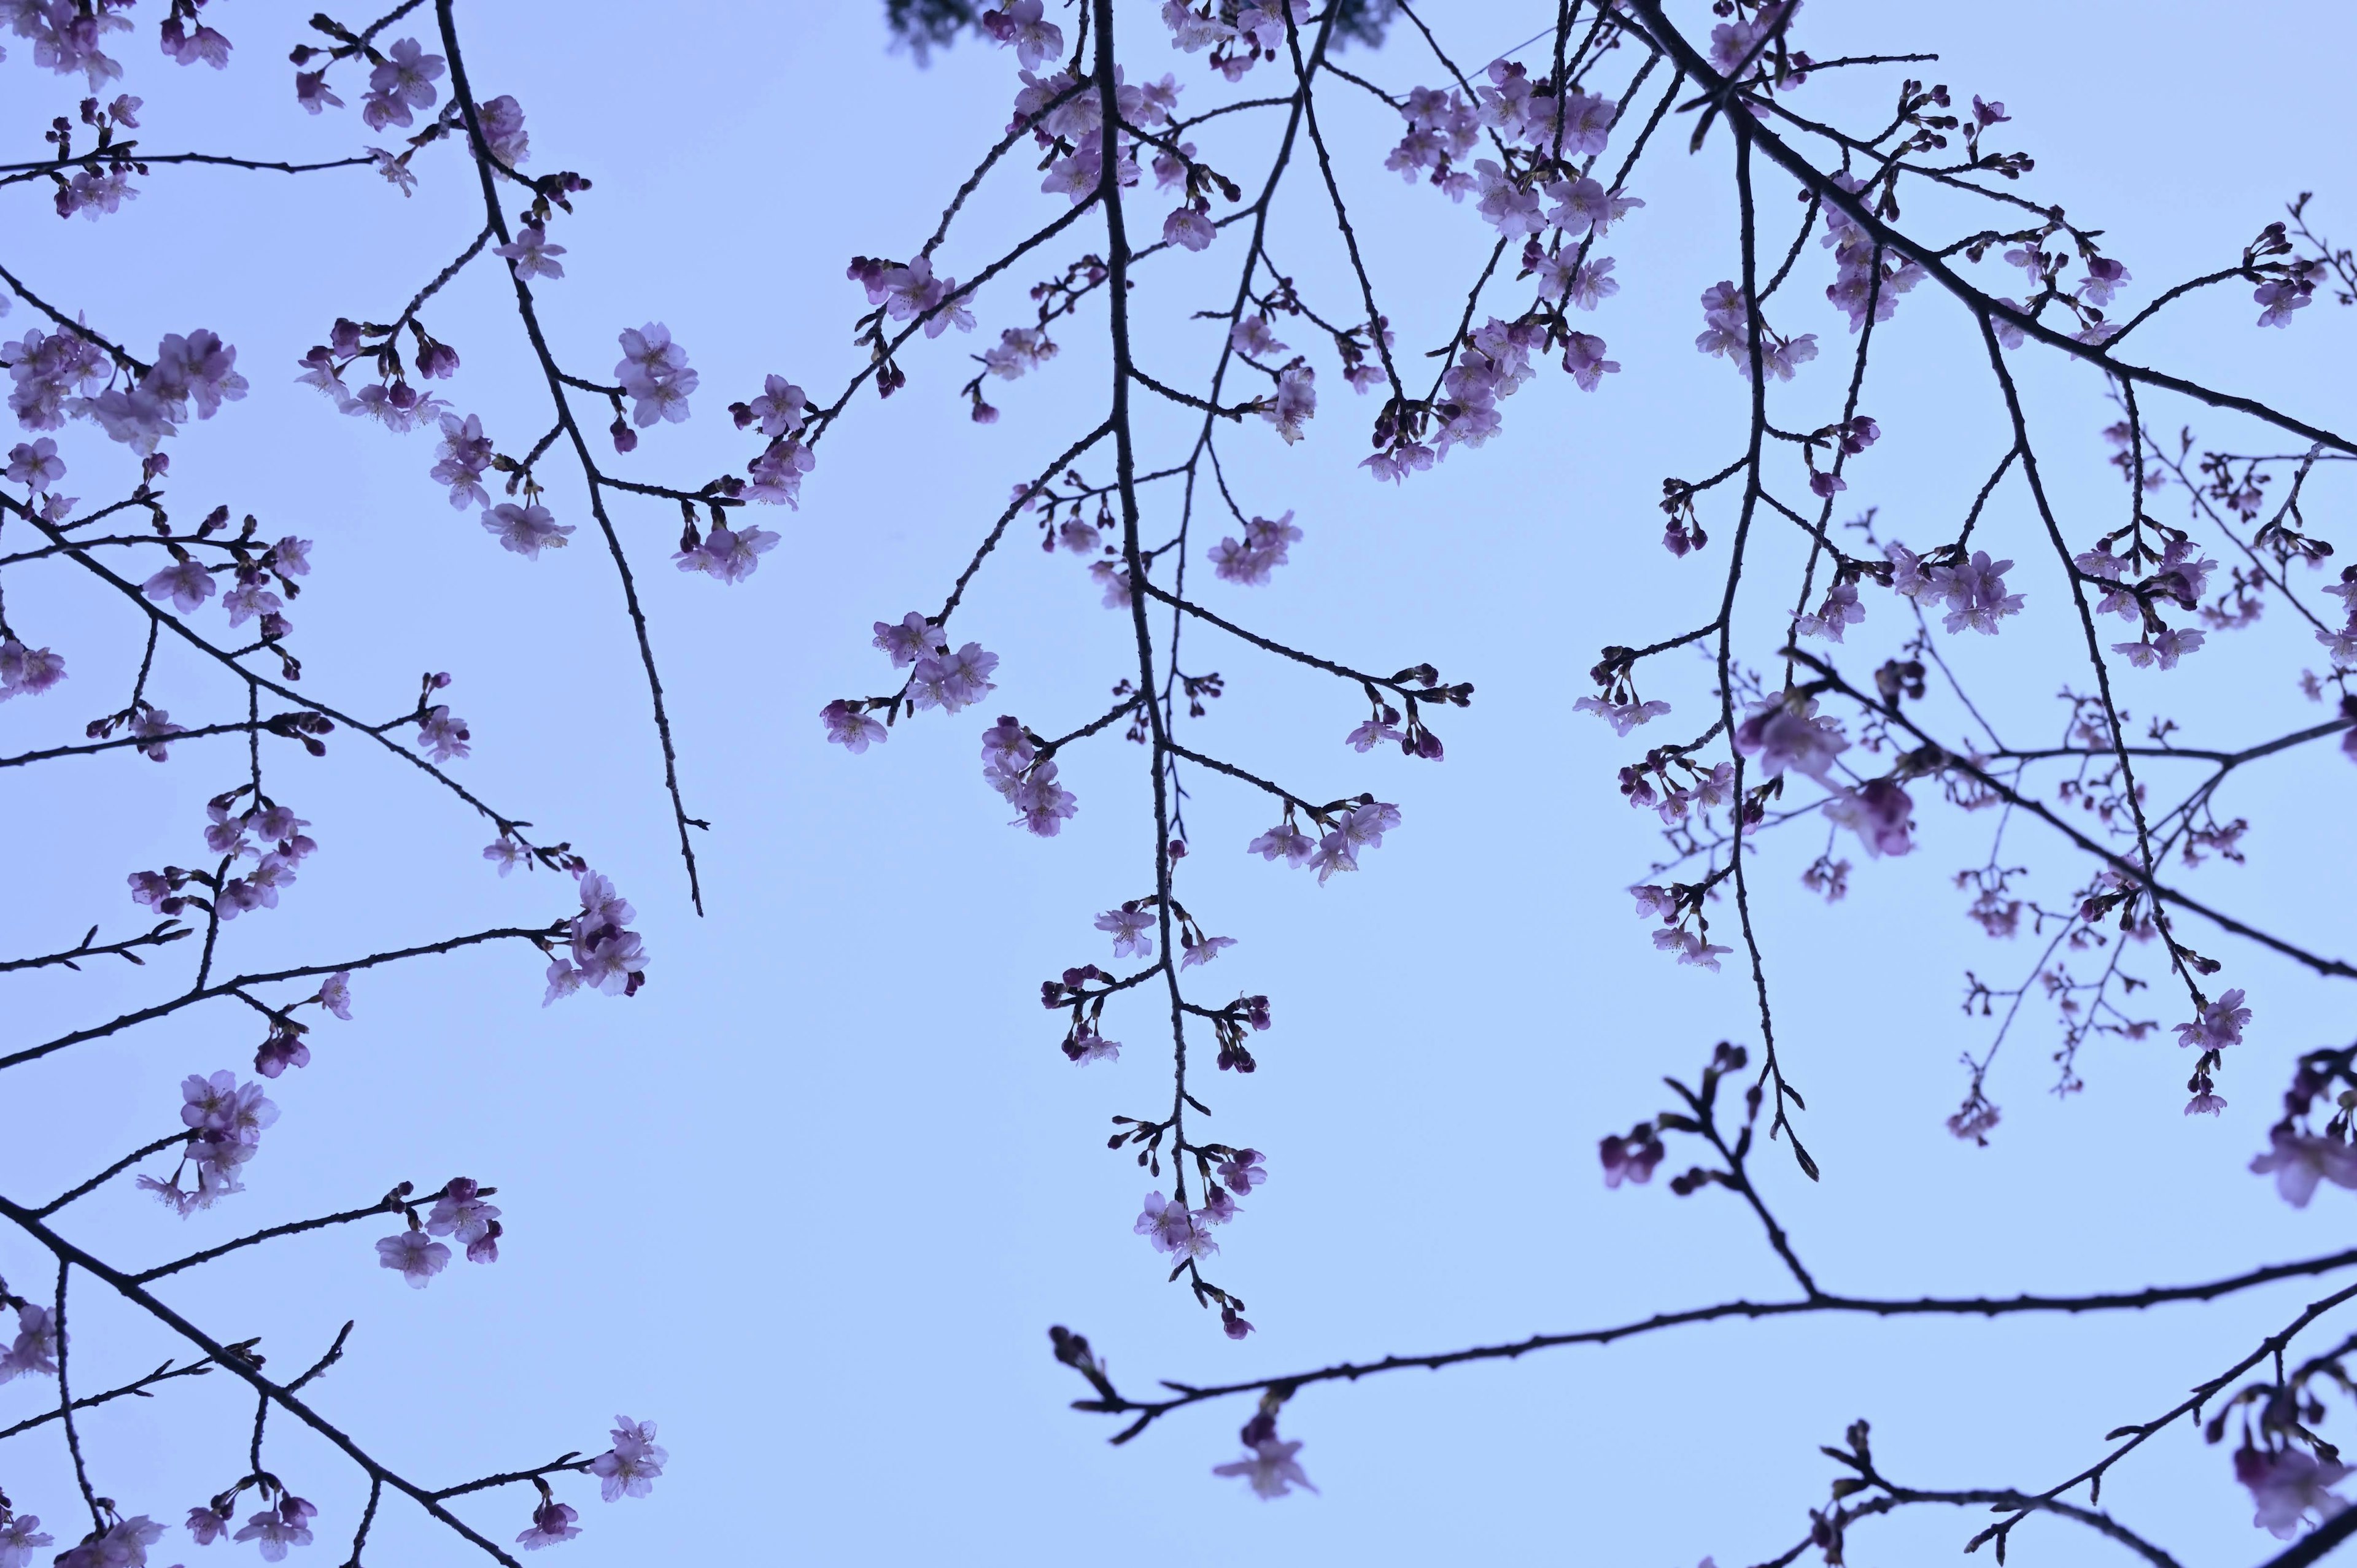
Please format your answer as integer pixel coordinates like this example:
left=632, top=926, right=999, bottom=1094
left=131, top=706, right=185, bottom=761
left=2077, top=256, right=2133, bottom=307
left=590, top=1416, right=667, bottom=1500
left=910, top=642, right=1000, bottom=713
left=1822, top=778, right=1914, bottom=857
left=1654, top=927, right=1732, bottom=971
left=53, top=1517, right=163, bottom=1568
left=1247, top=822, right=1314, bottom=865
left=427, top=1176, right=503, bottom=1257
left=1631, top=885, right=1678, bottom=921
left=2256, top=277, right=2313, bottom=328
left=376, top=1229, right=451, bottom=1288
left=1209, top=511, right=1300, bottom=584
left=2175, top=989, right=2251, bottom=1051
left=1733, top=698, right=1849, bottom=782
left=1212, top=1435, right=1316, bottom=1499
left=1796, top=582, right=1865, bottom=641
left=1260, top=365, right=1315, bottom=444
left=4, top=325, right=108, bottom=431
left=141, top=558, right=217, bottom=612
left=232, top=1497, right=315, bottom=1563
left=4, top=435, right=63, bottom=488
left=184, top=1505, right=234, bottom=1547
left=616, top=323, right=698, bottom=426
left=821, top=699, right=888, bottom=752
left=0, top=639, right=66, bottom=700
left=506, top=1498, right=579, bottom=1551
left=432, top=413, right=494, bottom=508
left=981, top=1, right=1066, bottom=70
left=2237, top=1445, right=2350, bottom=1540
left=745, top=431, right=816, bottom=506
left=1576, top=695, right=1671, bottom=736
left=478, top=93, right=531, bottom=164
left=1561, top=331, right=1620, bottom=391
left=1180, top=933, right=1235, bottom=968
left=1164, top=206, right=1217, bottom=250
left=179, top=1070, right=277, bottom=1142
left=2250, top=1129, right=2357, bottom=1208
left=1134, top=1189, right=1200, bottom=1255
left=1927, top=550, right=2024, bottom=635
left=1217, top=1149, right=1266, bottom=1195
left=494, top=223, right=567, bottom=280
left=0, top=1304, right=58, bottom=1382
left=674, top=523, right=780, bottom=583
left=2113, top=627, right=2205, bottom=670
left=1094, top=906, right=1156, bottom=959
left=738, top=375, right=810, bottom=437
left=1089, top=560, right=1133, bottom=605
left=0, top=1515, right=52, bottom=1568
left=1066, top=1025, right=1121, bottom=1064
left=544, top=870, right=650, bottom=1000
left=417, top=704, right=471, bottom=762
left=362, top=37, right=443, bottom=129
left=484, top=501, right=575, bottom=558
left=873, top=611, right=947, bottom=668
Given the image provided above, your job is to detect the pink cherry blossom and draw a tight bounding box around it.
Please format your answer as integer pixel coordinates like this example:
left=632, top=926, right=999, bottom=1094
left=376, top=1229, right=451, bottom=1288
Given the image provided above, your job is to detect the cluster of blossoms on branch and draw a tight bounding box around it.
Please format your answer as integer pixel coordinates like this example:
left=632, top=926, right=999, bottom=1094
left=4, top=5, right=712, bottom=1560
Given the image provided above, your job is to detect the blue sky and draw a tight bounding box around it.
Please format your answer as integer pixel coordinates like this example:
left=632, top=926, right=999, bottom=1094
left=4, top=2, right=2356, bottom=1564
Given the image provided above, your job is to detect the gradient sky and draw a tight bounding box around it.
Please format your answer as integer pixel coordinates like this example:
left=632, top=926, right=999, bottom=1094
left=4, top=2, right=2356, bottom=1564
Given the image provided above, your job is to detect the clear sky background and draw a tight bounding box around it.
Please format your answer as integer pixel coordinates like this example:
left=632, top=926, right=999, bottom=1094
left=4, top=2, right=2356, bottom=1564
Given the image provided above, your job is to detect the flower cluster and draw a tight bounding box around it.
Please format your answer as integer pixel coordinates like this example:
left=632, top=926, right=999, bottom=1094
left=1248, top=798, right=1400, bottom=883
left=1576, top=693, right=1671, bottom=736
left=1733, top=695, right=1850, bottom=782
left=1208, top=510, right=1300, bottom=585
left=1619, top=754, right=1735, bottom=826
left=1159, top=0, right=1301, bottom=82
left=296, top=314, right=452, bottom=433
left=542, top=870, right=649, bottom=1003
left=1696, top=280, right=1817, bottom=382
left=589, top=1415, right=668, bottom=1502
left=130, top=1070, right=277, bottom=1214
left=6, top=324, right=247, bottom=455
left=1631, top=882, right=1734, bottom=972
left=375, top=1177, right=502, bottom=1288
left=0, top=633, right=66, bottom=701
left=615, top=322, right=697, bottom=430
left=1887, top=544, right=2026, bottom=635
left=850, top=253, right=978, bottom=343
left=52, top=1516, right=166, bottom=1568
left=0, top=1300, right=59, bottom=1383
left=361, top=36, right=442, bottom=131
left=982, top=714, right=1078, bottom=835
left=209, top=789, right=320, bottom=920
left=1134, top=1188, right=1223, bottom=1262
left=1822, top=172, right=1925, bottom=330
left=1385, top=85, right=1481, bottom=195
left=730, top=372, right=818, bottom=511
